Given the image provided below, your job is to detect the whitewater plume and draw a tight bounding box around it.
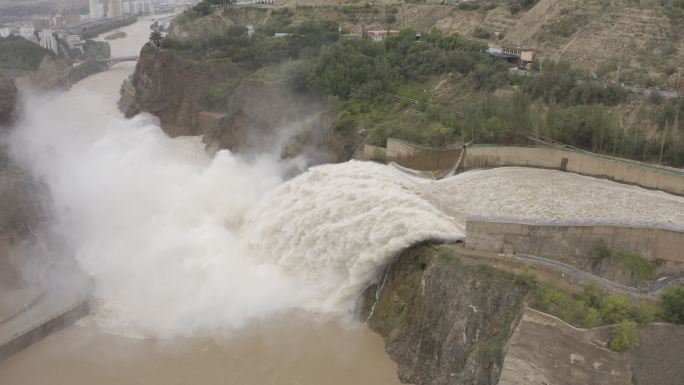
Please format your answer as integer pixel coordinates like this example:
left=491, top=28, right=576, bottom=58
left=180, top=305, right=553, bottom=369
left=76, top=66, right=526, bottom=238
left=243, top=160, right=464, bottom=313
left=6, top=64, right=463, bottom=338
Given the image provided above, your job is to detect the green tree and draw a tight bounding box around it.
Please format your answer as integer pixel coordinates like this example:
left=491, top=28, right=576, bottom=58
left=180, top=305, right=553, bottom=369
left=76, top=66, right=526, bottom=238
left=610, top=320, right=639, bottom=352
left=660, top=286, right=684, bottom=324
left=583, top=308, right=601, bottom=328
left=193, top=1, right=212, bottom=17
left=149, top=31, right=162, bottom=48
left=582, top=280, right=604, bottom=309
left=600, top=295, right=633, bottom=324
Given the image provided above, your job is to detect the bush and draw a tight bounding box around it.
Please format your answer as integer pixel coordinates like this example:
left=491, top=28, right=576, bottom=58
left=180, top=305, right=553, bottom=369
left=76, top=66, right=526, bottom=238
left=600, top=295, right=633, bottom=324
left=613, top=251, right=654, bottom=284
left=471, top=27, right=493, bottom=39
left=610, top=320, right=639, bottom=351
left=458, top=2, right=480, bottom=10
left=660, top=286, right=684, bottom=324
left=515, top=264, right=538, bottom=289
left=508, top=0, right=538, bottom=14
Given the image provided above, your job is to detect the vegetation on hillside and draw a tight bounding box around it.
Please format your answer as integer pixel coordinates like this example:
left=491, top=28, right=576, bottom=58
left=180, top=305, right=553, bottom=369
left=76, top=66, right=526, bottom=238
left=0, top=35, right=53, bottom=72
left=593, top=240, right=655, bottom=285
left=83, top=40, right=111, bottom=61
left=660, top=286, right=684, bottom=324
left=160, top=7, right=684, bottom=167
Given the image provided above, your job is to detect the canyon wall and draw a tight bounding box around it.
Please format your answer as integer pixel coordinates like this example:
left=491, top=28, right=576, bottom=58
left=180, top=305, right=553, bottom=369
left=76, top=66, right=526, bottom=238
left=360, top=244, right=529, bottom=385
left=121, top=47, right=347, bottom=162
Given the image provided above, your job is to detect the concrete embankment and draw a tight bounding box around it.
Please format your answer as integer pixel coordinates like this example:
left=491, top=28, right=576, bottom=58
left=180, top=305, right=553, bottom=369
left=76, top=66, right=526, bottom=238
left=364, top=138, right=464, bottom=172
left=365, top=141, right=684, bottom=196
left=465, top=216, right=684, bottom=278
left=463, top=145, right=684, bottom=196
left=500, top=308, right=684, bottom=385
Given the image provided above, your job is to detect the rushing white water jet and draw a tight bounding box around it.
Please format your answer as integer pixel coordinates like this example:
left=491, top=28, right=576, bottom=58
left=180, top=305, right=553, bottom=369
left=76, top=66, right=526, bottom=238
left=6, top=63, right=463, bottom=338
left=243, top=160, right=464, bottom=312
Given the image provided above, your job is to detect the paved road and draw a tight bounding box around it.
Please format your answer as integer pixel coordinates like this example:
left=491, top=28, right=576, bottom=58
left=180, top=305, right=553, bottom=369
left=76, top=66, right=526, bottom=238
left=514, top=253, right=684, bottom=298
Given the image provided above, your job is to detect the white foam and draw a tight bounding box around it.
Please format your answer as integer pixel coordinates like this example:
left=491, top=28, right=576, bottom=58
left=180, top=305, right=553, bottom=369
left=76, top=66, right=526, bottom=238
left=8, top=67, right=463, bottom=338
left=243, top=160, right=464, bottom=313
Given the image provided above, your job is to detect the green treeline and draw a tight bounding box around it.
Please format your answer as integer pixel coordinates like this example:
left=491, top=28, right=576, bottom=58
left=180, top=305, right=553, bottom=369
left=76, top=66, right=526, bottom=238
left=161, top=15, right=684, bottom=166
left=0, top=35, right=53, bottom=72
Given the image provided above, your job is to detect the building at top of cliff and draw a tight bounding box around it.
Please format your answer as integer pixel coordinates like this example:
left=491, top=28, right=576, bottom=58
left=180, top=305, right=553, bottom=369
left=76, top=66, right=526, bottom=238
left=37, top=29, right=59, bottom=54
left=367, top=30, right=399, bottom=43
left=90, top=0, right=105, bottom=18
left=31, top=15, right=52, bottom=29
left=108, top=0, right=123, bottom=17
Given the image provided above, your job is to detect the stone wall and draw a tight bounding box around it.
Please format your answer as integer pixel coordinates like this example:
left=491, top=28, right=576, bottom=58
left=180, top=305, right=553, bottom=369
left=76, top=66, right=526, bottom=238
left=463, top=146, right=684, bottom=196
left=465, top=217, right=684, bottom=276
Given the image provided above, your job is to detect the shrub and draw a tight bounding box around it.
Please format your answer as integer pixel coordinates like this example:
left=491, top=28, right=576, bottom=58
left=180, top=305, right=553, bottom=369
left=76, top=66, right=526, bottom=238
left=600, top=295, right=633, bottom=324
left=508, top=0, right=538, bottom=14
left=660, top=286, right=684, bottom=324
left=613, top=251, right=654, bottom=283
left=610, top=320, right=639, bottom=352
left=458, top=2, right=480, bottom=11
left=471, top=27, right=493, bottom=39
left=515, top=264, right=538, bottom=289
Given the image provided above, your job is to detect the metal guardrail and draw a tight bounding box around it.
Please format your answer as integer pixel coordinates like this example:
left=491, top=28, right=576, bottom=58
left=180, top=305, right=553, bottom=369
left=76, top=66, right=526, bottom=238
left=514, top=253, right=684, bottom=298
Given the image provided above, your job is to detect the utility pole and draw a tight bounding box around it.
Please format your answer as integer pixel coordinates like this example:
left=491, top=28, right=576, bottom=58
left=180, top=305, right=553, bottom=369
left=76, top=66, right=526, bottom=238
left=659, top=120, right=668, bottom=165
left=594, top=60, right=599, bottom=79
left=540, top=57, right=543, bottom=75
left=616, top=64, right=621, bottom=85
left=677, top=70, right=681, bottom=92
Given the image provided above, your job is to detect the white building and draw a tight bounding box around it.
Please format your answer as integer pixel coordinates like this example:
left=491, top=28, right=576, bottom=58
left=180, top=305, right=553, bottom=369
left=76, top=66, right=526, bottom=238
left=108, top=0, right=123, bottom=17
left=38, top=29, right=59, bottom=54
left=19, top=27, right=36, bottom=41
left=90, top=0, right=105, bottom=18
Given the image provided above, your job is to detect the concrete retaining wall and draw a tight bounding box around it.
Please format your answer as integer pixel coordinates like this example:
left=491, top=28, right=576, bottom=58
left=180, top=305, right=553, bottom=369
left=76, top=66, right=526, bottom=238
left=463, top=146, right=684, bottom=196
left=0, top=299, right=89, bottom=361
left=465, top=217, right=684, bottom=275
left=362, top=144, right=386, bottom=162
left=384, top=138, right=463, bottom=171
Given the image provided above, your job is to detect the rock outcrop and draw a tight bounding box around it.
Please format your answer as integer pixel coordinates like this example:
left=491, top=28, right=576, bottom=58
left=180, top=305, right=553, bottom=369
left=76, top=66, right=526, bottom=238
left=360, top=245, right=529, bottom=385
left=364, top=244, right=684, bottom=385
left=0, top=76, right=18, bottom=127
left=121, top=46, right=234, bottom=137
left=121, top=46, right=351, bottom=163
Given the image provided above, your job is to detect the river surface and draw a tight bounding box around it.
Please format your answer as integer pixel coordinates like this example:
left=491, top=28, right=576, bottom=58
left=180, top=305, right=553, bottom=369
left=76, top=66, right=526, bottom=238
left=0, top=18, right=405, bottom=385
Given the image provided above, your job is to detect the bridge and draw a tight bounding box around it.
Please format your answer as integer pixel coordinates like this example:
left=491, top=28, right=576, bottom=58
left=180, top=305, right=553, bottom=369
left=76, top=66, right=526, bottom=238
left=97, top=56, right=139, bottom=68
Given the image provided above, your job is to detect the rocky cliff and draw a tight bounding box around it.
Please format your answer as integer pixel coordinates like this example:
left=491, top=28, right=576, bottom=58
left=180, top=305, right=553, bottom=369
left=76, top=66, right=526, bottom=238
left=360, top=244, right=529, bottom=385
left=0, top=76, right=17, bottom=127
left=362, top=244, right=684, bottom=385
left=121, top=46, right=352, bottom=163
left=120, top=46, right=235, bottom=137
